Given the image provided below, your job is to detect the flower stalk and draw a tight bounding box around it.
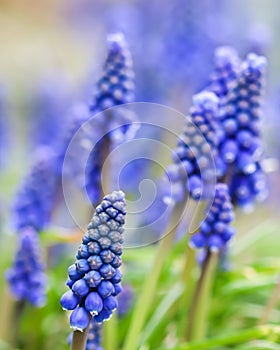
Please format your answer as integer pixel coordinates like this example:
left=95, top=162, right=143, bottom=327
left=185, top=250, right=218, bottom=341
left=123, top=199, right=187, bottom=350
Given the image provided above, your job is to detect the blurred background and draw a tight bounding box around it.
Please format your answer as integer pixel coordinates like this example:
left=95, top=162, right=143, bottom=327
left=1, top=0, right=280, bottom=348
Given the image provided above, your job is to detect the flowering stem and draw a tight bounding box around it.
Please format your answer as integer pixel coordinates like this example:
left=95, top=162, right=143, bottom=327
left=185, top=250, right=218, bottom=342
left=71, top=315, right=92, bottom=350
left=259, top=273, right=280, bottom=325
left=12, top=300, right=25, bottom=348
left=123, top=200, right=187, bottom=350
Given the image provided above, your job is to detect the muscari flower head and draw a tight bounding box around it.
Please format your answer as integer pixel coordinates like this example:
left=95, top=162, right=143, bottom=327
left=60, top=191, right=126, bottom=331
left=167, top=90, right=220, bottom=201
left=84, top=33, right=136, bottom=205
left=189, top=183, right=235, bottom=252
left=206, top=46, right=241, bottom=100
left=218, top=53, right=268, bottom=209
left=13, top=146, right=59, bottom=232
left=6, top=227, right=47, bottom=306
left=89, top=32, right=135, bottom=115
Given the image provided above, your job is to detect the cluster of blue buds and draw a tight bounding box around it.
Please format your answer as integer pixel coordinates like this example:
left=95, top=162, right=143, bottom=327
left=189, top=183, right=235, bottom=252
left=168, top=90, right=220, bottom=201
left=13, top=146, right=58, bottom=232
left=6, top=227, right=47, bottom=306
left=218, top=53, right=268, bottom=209
left=90, top=32, right=135, bottom=115
left=206, top=46, right=240, bottom=100
left=83, top=33, right=136, bottom=206
left=60, top=191, right=126, bottom=331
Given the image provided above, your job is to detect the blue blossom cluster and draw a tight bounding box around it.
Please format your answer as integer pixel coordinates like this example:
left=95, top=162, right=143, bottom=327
left=6, top=227, right=47, bottom=306
left=89, top=32, right=135, bottom=114
left=13, top=147, right=59, bottom=232
left=168, top=91, right=220, bottom=201
left=189, top=183, right=235, bottom=252
left=60, top=191, right=126, bottom=331
left=218, top=53, right=268, bottom=208
left=206, top=46, right=240, bottom=100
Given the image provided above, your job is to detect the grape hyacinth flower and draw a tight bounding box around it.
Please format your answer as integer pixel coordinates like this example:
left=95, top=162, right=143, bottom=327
left=206, top=46, right=240, bottom=100
left=6, top=227, right=47, bottom=306
left=60, top=191, right=126, bottom=331
left=13, top=146, right=59, bottom=232
left=167, top=90, right=220, bottom=201
left=84, top=33, right=136, bottom=205
left=189, top=183, right=235, bottom=252
left=89, top=32, right=135, bottom=129
left=218, top=53, right=268, bottom=209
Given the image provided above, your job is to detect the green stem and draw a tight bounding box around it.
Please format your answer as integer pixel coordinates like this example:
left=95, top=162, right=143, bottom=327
left=11, top=300, right=26, bottom=348
left=157, top=325, right=280, bottom=350
left=259, top=273, right=280, bottom=325
left=104, top=313, right=117, bottom=350
left=185, top=250, right=218, bottom=342
left=123, top=200, right=187, bottom=350
left=178, top=246, right=196, bottom=339
left=71, top=315, right=92, bottom=350
left=0, top=288, right=14, bottom=342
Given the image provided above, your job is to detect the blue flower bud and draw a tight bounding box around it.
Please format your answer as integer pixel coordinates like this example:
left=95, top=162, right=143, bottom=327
left=60, top=290, right=80, bottom=310
left=72, top=279, right=90, bottom=297
left=100, top=264, right=116, bottom=280
left=70, top=307, right=90, bottom=332
left=84, top=271, right=102, bottom=288
left=88, top=256, right=103, bottom=270
left=97, top=281, right=115, bottom=298
left=76, top=259, right=90, bottom=274
left=103, top=296, right=118, bottom=312
left=85, top=292, right=103, bottom=315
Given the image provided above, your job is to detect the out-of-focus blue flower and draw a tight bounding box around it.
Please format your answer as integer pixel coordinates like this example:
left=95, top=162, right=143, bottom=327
left=28, top=76, right=71, bottom=147
left=117, top=284, right=134, bottom=317
left=168, top=91, right=220, bottom=201
left=218, top=53, right=268, bottom=209
left=61, top=191, right=126, bottom=330
left=90, top=32, right=135, bottom=113
left=206, top=46, right=241, bottom=100
left=84, top=33, right=136, bottom=205
left=6, top=227, right=47, bottom=306
left=13, top=146, right=59, bottom=232
left=189, top=183, right=235, bottom=252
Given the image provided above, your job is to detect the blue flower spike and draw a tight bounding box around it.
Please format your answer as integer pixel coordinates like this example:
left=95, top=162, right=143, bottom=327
left=190, top=183, right=236, bottom=252
left=60, top=190, right=126, bottom=332
left=207, top=46, right=241, bottom=99
left=6, top=227, right=47, bottom=307
left=218, top=52, right=268, bottom=209
left=168, top=90, right=220, bottom=202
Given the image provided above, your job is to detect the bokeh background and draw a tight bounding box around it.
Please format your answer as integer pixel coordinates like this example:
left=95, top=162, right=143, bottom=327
left=1, top=1, right=280, bottom=349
